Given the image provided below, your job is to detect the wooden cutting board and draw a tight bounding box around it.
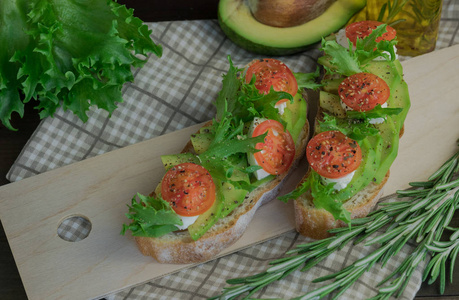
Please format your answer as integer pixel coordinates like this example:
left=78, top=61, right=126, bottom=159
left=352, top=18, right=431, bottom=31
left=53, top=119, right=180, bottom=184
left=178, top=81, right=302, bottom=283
left=1, top=44, right=459, bottom=300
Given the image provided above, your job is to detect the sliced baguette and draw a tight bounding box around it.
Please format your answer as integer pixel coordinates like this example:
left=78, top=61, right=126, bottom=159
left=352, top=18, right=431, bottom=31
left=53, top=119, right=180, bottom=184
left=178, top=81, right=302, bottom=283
left=134, top=106, right=310, bottom=264
left=292, top=80, right=404, bottom=240
left=292, top=104, right=397, bottom=240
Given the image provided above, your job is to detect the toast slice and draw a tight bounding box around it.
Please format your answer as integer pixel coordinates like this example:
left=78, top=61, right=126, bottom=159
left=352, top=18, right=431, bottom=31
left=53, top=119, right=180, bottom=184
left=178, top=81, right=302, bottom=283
left=134, top=111, right=310, bottom=264
left=291, top=101, right=398, bottom=240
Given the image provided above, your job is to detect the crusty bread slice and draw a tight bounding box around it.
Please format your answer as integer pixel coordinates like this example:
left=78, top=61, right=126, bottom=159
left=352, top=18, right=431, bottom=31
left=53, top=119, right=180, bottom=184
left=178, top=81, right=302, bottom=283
left=291, top=89, right=402, bottom=240
left=134, top=113, right=310, bottom=264
left=293, top=170, right=389, bottom=240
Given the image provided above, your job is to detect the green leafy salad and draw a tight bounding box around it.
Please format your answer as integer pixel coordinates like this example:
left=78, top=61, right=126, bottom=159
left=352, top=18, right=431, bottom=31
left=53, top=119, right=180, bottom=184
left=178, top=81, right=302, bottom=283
left=122, top=57, right=310, bottom=241
left=0, top=0, right=162, bottom=130
left=280, top=24, right=411, bottom=224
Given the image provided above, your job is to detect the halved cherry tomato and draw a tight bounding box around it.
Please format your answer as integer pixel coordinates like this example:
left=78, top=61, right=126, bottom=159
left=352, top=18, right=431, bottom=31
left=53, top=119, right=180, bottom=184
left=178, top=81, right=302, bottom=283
left=345, top=20, right=396, bottom=46
left=161, top=163, right=216, bottom=216
left=252, top=119, right=295, bottom=175
left=306, top=131, right=362, bottom=179
left=245, top=58, right=298, bottom=107
left=338, top=72, right=390, bottom=111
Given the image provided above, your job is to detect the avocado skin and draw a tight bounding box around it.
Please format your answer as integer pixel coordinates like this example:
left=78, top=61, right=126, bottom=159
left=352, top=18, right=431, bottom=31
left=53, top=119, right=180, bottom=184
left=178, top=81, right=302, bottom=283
left=218, top=0, right=366, bottom=56
left=218, top=15, right=314, bottom=56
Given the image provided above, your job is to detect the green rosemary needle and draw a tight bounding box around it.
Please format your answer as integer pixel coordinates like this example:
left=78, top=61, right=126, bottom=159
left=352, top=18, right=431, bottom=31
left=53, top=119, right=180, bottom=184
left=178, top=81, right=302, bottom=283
left=212, top=143, right=459, bottom=299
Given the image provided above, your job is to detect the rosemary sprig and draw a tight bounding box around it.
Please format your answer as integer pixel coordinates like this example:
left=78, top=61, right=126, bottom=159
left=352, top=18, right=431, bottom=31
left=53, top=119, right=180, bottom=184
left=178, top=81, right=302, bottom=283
left=212, top=142, right=459, bottom=299
left=377, top=0, right=409, bottom=25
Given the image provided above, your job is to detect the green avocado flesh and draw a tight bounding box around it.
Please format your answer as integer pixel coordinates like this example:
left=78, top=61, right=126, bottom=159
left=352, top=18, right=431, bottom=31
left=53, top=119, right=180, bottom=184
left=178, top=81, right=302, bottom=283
left=218, top=0, right=366, bottom=55
left=317, top=59, right=410, bottom=202
left=161, top=153, right=199, bottom=170
left=188, top=181, right=248, bottom=240
left=282, top=93, right=308, bottom=144
left=331, top=138, right=379, bottom=202
left=159, top=93, right=307, bottom=240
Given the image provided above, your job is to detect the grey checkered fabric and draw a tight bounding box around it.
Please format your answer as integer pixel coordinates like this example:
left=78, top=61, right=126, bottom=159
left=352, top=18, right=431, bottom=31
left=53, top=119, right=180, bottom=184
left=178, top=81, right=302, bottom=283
left=7, top=1, right=459, bottom=299
left=57, top=216, right=92, bottom=242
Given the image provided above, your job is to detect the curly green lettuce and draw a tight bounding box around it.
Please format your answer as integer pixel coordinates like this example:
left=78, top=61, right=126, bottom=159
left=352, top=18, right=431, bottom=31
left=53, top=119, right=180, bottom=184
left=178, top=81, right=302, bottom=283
left=121, top=193, right=183, bottom=237
left=0, top=0, right=162, bottom=130
left=318, top=24, right=398, bottom=77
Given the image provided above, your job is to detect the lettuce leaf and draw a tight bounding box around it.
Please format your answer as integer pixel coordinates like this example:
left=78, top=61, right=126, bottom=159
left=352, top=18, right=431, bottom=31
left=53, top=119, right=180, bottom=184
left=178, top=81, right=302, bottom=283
left=215, top=56, right=242, bottom=122
left=0, top=0, right=162, bottom=130
left=308, top=172, right=351, bottom=224
left=346, top=105, right=403, bottom=120
left=353, top=25, right=398, bottom=64
left=199, top=108, right=266, bottom=188
left=319, top=24, right=398, bottom=77
left=320, top=39, right=362, bottom=76
left=0, top=0, right=30, bottom=130
left=215, top=56, right=293, bottom=126
left=279, top=172, right=351, bottom=224
left=121, top=193, right=183, bottom=237
left=294, top=67, right=322, bottom=90
left=318, top=113, right=379, bottom=141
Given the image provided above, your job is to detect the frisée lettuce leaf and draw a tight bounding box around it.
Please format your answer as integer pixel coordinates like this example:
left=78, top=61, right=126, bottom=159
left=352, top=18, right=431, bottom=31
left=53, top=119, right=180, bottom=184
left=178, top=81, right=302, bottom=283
left=121, top=193, right=183, bottom=237
left=0, top=0, right=162, bottom=130
left=279, top=171, right=351, bottom=224
left=318, top=24, right=398, bottom=77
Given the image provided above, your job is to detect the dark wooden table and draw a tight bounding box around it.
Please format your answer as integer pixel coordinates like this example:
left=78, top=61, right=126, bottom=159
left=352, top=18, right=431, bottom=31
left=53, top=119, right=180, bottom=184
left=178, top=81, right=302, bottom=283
left=0, top=1, right=457, bottom=299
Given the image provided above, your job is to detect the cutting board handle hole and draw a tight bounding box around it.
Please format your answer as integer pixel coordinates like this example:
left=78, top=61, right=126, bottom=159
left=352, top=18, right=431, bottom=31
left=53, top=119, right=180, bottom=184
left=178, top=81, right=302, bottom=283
left=57, top=215, right=92, bottom=242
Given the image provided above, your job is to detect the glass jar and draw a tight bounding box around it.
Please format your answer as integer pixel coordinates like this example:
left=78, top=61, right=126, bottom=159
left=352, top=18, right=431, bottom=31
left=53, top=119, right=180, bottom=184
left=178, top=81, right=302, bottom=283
left=349, top=0, right=443, bottom=56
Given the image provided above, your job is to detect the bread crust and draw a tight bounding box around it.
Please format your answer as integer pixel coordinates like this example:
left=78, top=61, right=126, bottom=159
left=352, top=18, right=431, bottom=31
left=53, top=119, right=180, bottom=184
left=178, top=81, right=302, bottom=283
left=134, top=115, right=310, bottom=264
left=293, top=171, right=389, bottom=240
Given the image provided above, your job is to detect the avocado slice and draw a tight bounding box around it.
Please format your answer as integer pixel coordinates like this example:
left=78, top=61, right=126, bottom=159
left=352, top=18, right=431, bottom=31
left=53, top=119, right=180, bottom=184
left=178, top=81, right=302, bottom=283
left=161, top=153, right=200, bottom=170
left=281, top=92, right=308, bottom=144
left=319, top=90, right=347, bottom=118
left=218, top=0, right=366, bottom=56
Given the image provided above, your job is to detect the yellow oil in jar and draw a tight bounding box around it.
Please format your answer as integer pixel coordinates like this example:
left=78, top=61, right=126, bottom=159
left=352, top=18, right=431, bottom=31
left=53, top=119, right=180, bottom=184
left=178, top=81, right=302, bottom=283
left=348, top=0, right=442, bottom=56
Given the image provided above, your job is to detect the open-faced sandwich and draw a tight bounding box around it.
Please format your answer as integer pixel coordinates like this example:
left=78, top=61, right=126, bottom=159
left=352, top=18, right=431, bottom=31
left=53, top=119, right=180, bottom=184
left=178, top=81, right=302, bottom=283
left=121, top=57, right=310, bottom=263
left=280, top=20, right=411, bottom=240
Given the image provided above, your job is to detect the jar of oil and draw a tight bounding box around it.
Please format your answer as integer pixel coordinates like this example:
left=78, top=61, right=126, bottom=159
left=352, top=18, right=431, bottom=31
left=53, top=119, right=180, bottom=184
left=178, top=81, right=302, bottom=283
left=348, top=0, right=443, bottom=56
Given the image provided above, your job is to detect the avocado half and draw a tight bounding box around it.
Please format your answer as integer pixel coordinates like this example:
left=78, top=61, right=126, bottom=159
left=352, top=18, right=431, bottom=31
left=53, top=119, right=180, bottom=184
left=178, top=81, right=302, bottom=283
left=218, top=0, right=366, bottom=56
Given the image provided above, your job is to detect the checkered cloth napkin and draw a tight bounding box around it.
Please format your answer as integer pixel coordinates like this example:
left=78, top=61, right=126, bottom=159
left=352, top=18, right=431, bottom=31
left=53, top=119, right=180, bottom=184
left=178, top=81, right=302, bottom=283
left=7, top=1, right=459, bottom=299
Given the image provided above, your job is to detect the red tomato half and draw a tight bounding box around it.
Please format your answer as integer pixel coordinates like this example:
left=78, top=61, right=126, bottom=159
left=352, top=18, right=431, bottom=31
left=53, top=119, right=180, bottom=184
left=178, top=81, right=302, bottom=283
left=161, top=163, right=216, bottom=216
left=306, top=131, right=362, bottom=179
left=245, top=58, right=298, bottom=106
left=252, top=119, right=295, bottom=175
left=345, top=20, right=396, bottom=45
left=338, top=72, right=390, bottom=112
